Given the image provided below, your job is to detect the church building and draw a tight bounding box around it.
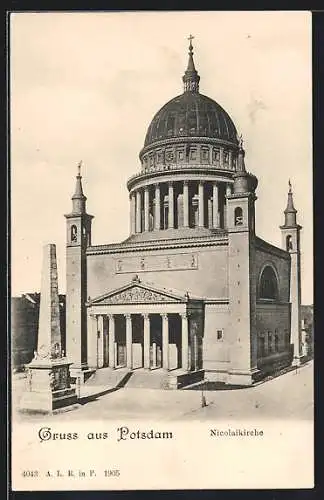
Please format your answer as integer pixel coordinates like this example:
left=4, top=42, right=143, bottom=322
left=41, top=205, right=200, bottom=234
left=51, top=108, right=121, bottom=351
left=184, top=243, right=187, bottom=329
left=64, top=38, right=303, bottom=388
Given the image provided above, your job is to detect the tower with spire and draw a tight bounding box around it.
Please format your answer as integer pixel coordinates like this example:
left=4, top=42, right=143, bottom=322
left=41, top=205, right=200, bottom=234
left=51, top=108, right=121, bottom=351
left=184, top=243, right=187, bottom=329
left=65, top=162, right=94, bottom=377
left=226, top=139, right=260, bottom=384
left=280, top=181, right=302, bottom=365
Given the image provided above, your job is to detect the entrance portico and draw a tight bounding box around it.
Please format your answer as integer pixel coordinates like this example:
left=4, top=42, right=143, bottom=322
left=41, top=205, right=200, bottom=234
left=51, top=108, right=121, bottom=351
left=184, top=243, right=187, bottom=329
left=86, top=276, right=203, bottom=376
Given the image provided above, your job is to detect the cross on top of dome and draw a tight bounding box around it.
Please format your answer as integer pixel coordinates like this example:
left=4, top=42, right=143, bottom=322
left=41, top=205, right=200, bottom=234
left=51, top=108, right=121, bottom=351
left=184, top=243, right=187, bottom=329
left=183, top=34, right=200, bottom=93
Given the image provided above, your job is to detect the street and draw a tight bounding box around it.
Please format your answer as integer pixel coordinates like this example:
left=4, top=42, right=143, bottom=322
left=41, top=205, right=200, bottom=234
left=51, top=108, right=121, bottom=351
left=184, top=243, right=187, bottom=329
left=12, top=361, right=313, bottom=422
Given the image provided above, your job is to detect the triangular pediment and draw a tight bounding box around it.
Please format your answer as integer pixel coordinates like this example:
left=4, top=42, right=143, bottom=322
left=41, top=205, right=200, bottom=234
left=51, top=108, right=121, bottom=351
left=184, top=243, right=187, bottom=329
left=88, top=278, right=188, bottom=306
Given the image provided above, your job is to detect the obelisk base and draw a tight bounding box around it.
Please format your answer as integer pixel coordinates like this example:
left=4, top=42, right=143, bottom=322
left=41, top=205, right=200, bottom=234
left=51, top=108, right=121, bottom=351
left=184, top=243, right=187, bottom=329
left=19, top=357, right=79, bottom=414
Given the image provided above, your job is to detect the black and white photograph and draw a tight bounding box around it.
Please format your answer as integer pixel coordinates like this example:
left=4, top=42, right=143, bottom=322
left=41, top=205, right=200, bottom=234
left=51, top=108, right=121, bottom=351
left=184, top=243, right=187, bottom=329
left=10, top=11, right=313, bottom=490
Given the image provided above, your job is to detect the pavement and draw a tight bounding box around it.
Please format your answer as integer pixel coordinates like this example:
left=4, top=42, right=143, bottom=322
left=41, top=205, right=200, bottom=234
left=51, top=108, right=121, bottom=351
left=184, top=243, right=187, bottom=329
left=12, top=360, right=313, bottom=422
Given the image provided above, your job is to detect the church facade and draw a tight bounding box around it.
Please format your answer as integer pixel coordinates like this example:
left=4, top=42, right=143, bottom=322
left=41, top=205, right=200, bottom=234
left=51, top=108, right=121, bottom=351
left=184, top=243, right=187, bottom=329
left=64, top=40, right=303, bottom=387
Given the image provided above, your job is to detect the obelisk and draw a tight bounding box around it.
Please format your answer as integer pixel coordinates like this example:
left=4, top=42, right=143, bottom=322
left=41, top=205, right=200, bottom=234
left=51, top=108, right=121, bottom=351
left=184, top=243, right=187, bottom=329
left=19, top=244, right=78, bottom=413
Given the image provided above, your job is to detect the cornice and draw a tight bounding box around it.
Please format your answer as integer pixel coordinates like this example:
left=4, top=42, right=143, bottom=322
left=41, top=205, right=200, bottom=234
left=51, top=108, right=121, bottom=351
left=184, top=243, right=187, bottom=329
left=64, top=212, right=94, bottom=220
left=87, top=234, right=229, bottom=256
left=279, top=224, right=303, bottom=231
left=127, top=166, right=235, bottom=191
left=256, top=299, right=291, bottom=306
left=204, top=298, right=229, bottom=305
left=139, top=136, right=239, bottom=158
left=227, top=192, right=257, bottom=200
left=254, top=236, right=290, bottom=260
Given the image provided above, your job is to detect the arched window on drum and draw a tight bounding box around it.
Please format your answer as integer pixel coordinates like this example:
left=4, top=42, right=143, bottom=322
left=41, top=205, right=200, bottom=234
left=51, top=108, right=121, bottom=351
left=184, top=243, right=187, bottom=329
left=258, top=265, right=279, bottom=301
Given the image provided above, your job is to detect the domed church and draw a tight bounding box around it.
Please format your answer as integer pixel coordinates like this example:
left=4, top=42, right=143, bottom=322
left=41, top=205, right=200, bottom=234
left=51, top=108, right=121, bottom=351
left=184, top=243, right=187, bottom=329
left=65, top=38, right=304, bottom=388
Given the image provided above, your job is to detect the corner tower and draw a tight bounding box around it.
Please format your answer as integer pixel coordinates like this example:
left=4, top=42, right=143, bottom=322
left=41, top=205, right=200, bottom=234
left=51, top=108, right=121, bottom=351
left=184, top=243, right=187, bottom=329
left=65, top=162, right=94, bottom=377
left=280, top=181, right=302, bottom=365
left=226, top=141, right=259, bottom=385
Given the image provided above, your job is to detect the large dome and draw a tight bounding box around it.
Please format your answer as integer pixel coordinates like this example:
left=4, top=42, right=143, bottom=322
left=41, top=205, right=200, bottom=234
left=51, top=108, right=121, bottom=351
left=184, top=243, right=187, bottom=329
left=144, top=91, right=238, bottom=147
left=126, top=38, right=255, bottom=240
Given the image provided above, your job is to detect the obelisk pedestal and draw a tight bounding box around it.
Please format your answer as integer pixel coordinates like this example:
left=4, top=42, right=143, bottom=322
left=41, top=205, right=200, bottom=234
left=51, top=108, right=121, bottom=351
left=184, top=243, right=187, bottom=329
left=19, top=244, right=78, bottom=414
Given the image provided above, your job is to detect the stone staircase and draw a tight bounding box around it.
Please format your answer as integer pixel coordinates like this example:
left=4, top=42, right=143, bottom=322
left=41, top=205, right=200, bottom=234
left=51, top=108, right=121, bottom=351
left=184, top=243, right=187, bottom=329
left=125, top=368, right=170, bottom=389
left=85, top=367, right=131, bottom=389
left=84, top=367, right=205, bottom=391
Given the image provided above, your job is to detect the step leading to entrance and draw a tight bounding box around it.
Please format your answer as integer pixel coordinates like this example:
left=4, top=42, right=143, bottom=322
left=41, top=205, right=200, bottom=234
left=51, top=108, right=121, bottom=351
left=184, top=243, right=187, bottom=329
left=125, top=369, right=170, bottom=389
left=85, top=367, right=131, bottom=389
left=85, top=367, right=205, bottom=390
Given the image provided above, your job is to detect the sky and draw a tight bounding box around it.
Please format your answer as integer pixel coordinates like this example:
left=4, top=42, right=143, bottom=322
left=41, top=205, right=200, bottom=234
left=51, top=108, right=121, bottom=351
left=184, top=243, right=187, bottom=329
left=10, top=11, right=313, bottom=304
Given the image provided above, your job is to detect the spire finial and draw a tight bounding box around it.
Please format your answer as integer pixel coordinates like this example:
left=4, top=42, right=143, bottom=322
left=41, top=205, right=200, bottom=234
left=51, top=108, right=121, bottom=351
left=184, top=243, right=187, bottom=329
left=188, top=34, right=194, bottom=52
left=182, top=35, right=200, bottom=93
left=282, top=178, right=297, bottom=226
left=77, top=160, right=82, bottom=177
left=71, top=160, right=86, bottom=214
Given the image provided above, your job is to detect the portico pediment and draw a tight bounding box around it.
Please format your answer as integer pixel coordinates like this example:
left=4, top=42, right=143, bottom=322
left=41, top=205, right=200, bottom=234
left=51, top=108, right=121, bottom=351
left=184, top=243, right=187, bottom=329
left=88, top=276, right=190, bottom=306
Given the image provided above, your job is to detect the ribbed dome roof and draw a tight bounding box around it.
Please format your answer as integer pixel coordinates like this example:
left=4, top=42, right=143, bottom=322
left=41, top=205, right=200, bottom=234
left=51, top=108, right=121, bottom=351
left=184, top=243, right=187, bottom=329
left=144, top=91, right=238, bottom=147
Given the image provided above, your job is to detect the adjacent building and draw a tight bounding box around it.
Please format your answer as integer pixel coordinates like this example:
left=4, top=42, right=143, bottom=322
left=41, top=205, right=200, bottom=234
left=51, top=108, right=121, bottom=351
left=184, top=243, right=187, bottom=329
left=11, top=293, right=66, bottom=370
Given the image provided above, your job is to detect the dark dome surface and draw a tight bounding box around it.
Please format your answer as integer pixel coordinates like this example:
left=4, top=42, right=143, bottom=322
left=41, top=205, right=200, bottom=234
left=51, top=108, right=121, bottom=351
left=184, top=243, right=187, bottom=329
left=144, top=92, right=238, bottom=148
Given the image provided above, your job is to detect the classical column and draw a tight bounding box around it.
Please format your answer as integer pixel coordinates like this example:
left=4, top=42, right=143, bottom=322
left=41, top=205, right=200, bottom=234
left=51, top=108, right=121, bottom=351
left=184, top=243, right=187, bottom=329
left=271, top=333, right=276, bottom=353
left=143, top=313, right=150, bottom=369
left=154, top=184, right=161, bottom=230
left=229, top=150, right=233, bottom=170
left=162, top=313, right=169, bottom=370
left=207, top=197, right=213, bottom=228
left=212, top=182, right=220, bottom=228
left=144, top=187, right=149, bottom=232
left=136, top=190, right=141, bottom=233
left=183, top=180, right=189, bottom=227
left=209, top=145, right=213, bottom=164
left=97, top=315, right=104, bottom=368
left=152, top=342, right=157, bottom=368
left=301, top=326, right=308, bottom=357
left=130, top=192, right=136, bottom=235
left=220, top=147, right=224, bottom=168
left=108, top=314, right=115, bottom=369
left=198, top=181, right=204, bottom=227
left=125, top=314, right=133, bottom=369
left=181, top=313, right=189, bottom=371
left=224, top=183, right=232, bottom=228
left=168, top=181, right=174, bottom=229
left=114, top=341, right=118, bottom=367
left=193, top=334, right=199, bottom=371
left=87, top=314, right=97, bottom=368
left=264, top=332, right=269, bottom=356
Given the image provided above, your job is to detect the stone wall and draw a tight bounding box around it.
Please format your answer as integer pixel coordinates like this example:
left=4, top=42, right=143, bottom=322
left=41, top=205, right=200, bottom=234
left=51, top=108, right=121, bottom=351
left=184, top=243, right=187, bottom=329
left=203, top=303, right=230, bottom=378
left=87, top=244, right=229, bottom=300
left=11, top=294, right=66, bottom=370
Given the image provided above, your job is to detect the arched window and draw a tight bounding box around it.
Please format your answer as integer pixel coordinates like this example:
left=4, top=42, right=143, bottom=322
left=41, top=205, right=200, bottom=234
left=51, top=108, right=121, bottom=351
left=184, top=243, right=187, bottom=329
left=234, top=207, right=243, bottom=226
left=286, top=235, right=293, bottom=251
left=259, top=266, right=279, bottom=300
left=71, top=225, right=77, bottom=243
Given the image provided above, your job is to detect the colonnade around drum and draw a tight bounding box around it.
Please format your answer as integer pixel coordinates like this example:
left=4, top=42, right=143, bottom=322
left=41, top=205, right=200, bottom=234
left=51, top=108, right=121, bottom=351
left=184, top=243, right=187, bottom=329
left=129, top=179, right=233, bottom=233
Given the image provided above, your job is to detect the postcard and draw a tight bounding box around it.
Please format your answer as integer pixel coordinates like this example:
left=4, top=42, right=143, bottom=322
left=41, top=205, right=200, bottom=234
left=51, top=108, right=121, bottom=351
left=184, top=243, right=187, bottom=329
left=10, top=10, right=313, bottom=490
